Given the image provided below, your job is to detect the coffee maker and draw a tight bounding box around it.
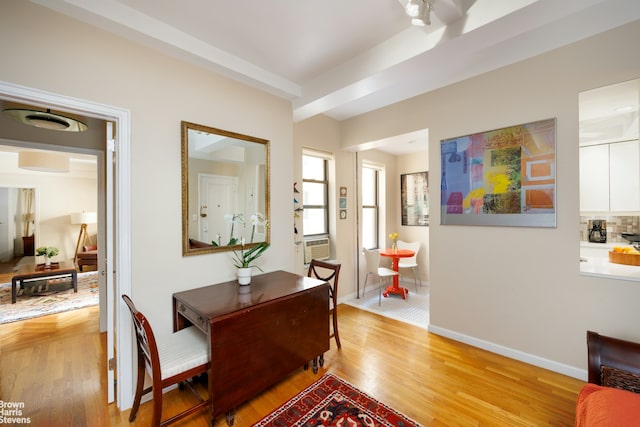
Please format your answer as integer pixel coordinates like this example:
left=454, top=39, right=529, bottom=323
left=588, top=219, right=607, bottom=243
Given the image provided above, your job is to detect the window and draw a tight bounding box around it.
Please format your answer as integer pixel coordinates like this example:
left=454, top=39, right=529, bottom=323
left=303, top=153, right=329, bottom=236
left=362, top=164, right=380, bottom=249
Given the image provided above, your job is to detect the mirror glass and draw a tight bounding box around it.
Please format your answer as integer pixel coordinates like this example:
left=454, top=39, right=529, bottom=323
left=182, top=121, right=270, bottom=256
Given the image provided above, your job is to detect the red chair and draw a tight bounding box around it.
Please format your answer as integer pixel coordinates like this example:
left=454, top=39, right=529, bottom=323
left=122, top=295, right=210, bottom=426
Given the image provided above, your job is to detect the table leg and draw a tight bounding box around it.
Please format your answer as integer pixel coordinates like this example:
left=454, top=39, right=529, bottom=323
left=72, top=270, right=78, bottom=293
left=383, top=256, right=409, bottom=299
left=11, top=278, right=18, bottom=304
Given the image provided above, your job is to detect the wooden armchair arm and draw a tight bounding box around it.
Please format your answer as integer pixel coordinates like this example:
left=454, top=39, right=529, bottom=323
left=587, top=330, right=640, bottom=393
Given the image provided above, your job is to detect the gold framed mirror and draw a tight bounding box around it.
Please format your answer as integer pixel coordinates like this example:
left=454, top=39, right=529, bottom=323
left=181, top=121, right=270, bottom=256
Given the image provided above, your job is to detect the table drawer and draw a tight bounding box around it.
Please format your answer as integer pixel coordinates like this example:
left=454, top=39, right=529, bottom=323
left=175, top=301, right=209, bottom=334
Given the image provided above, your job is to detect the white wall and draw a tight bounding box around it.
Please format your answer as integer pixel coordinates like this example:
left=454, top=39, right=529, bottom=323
left=340, top=21, right=640, bottom=374
left=293, top=115, right=357, bottom=294
left=0, top=1, right=294, bottom=338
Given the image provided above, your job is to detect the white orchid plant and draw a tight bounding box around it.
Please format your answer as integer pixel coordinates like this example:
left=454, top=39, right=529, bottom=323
left=231, top=212, right=270, bottom=270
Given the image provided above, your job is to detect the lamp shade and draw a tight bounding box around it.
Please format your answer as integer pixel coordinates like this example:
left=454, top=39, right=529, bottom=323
left=70, top=212, right=97, bottom=225
left=18, top=151, right=70, bottom=173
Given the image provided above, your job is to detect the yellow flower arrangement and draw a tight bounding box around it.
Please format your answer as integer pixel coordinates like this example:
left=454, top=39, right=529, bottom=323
left=389, top=232, right=398, bottom=250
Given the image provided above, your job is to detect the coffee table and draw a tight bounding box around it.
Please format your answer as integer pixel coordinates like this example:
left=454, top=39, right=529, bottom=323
left=11, top=260, right=78, bottom=304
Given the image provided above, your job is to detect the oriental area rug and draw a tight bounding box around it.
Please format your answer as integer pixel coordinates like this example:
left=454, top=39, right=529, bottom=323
left=0, top=271, right=99, bottom=324
left=253, top=373, right=422, bottom=427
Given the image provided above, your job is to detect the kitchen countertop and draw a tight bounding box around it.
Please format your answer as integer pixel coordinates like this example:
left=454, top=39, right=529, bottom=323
left=580, top=241, right=640, bottom=282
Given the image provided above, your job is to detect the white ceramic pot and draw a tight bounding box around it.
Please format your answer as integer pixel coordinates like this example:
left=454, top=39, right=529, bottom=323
left=237, top=267, right=252, bottom=285
left=45, top=256, right=51, bottom=266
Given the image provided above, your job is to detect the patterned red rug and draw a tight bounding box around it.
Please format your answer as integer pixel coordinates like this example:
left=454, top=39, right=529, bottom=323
left=253, top=373, right=421, bottom=427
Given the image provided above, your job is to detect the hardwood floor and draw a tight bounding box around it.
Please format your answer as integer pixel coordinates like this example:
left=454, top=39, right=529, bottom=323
left=0, top=304, right=585, bottom=426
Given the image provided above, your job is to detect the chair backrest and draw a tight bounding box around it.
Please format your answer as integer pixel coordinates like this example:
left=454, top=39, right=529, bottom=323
left=362, top=247, right=381, bottom=273
left=122, top=295, right=162, bottom=382
left=307, top=259, right=341, bottom=302
left=397, top=240, right=420, bottom=263
left=587, top=330, right=640, bottom=393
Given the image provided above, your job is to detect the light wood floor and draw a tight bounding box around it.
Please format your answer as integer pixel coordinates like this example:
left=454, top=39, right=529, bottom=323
left=0, top=303, right=585, bottom=426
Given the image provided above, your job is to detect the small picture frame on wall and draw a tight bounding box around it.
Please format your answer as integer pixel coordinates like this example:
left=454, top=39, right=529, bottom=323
left=340, top=187, right=347, bottom=197
left=340, top=210, right=347, bottom=220
left=339, top=197, right=347, bottom=209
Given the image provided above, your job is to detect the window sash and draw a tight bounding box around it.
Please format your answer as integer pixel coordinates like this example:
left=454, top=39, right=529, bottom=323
left=303, top=154, right=329, bottom=236
left=361, top=166, right=379, bottom=249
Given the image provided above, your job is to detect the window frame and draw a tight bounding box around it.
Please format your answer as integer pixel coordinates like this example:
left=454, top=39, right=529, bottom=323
left=302, top=153, right=329, bottom=237
left=361, top=163, right=381, bottom=249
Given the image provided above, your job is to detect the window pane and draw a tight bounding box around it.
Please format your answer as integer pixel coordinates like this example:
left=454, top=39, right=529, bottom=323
left=303, top=155, right=325, bottom=180
left=303, top=182, right=326, bottom=205
left=362, top=167, right=376, bottom=205
left=304, top=208, right=327, bottom=235
left=362, top=207, right=377, bottom=249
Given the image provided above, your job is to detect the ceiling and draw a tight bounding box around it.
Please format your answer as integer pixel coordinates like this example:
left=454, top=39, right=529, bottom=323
left=10, top=0, right=640, bottom=155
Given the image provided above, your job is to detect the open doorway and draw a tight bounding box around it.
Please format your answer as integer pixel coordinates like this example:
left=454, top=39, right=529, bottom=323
left=0, top=145, right=99, bottom=290
left=0, top=80, right=133, bottom=409
left=342, top=129, right=430, bottom=328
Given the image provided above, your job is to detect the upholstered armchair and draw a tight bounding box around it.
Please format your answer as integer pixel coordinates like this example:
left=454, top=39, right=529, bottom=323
left=76, top=244, right=98, bottom=271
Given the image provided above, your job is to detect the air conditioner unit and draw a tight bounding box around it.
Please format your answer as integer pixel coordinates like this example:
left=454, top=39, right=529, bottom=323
left=304, top=237, right=330, bottom=264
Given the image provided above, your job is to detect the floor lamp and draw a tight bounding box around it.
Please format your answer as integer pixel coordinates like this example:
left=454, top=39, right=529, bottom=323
left=71, top=212, right=97, bottom=264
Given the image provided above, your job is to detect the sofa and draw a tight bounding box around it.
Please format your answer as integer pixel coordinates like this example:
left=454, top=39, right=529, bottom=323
left=575, top=331, right=640, bottom=426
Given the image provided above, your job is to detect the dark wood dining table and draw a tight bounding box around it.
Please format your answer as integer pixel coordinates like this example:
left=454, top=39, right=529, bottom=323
left=172, top=270, right=329, bottom=426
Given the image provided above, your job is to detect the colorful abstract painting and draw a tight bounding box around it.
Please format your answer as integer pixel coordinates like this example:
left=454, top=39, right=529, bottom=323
left=440, top=118, right=556, bottom=227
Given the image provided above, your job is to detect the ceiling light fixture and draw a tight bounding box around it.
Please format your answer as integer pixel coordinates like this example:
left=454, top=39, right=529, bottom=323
left=3, top=108, right=88, bottom=132
left=406, top=0, right=432, bottom=26
left=18, top=151, right=70, bottom=173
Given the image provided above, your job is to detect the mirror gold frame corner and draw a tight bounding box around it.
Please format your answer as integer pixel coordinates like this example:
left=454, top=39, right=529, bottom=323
left=181, top=120, right=270, bottom=256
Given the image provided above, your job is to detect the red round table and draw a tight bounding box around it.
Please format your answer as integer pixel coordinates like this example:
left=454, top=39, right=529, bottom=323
left=379, top=248, right=414, bottom=299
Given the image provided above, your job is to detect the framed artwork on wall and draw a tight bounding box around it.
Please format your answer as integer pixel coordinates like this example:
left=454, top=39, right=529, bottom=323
left=401, top=172, right=429, bottom=226
left=440, top=118, right=556, bottom=227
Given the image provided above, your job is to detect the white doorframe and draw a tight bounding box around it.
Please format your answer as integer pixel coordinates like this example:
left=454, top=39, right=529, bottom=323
left=0, top=80, right=133, bottom=409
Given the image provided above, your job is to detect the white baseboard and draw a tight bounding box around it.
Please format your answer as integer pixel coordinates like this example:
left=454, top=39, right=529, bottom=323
left=428, top=324, right=587, bottom=381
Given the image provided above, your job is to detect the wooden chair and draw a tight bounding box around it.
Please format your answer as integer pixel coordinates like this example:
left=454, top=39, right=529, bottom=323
left=307, top=259, right=342, bottom=348
left=122, top=295, right=210, bottom=427
left=587, top=330, right=640, bottom=393
left=362, top=248, right=398, bottom=305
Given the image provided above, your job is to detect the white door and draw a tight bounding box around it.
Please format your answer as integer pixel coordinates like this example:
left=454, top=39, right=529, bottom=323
left=105, top=122, right=116, bottom=403
left=199, top=174, right=239, bottom=245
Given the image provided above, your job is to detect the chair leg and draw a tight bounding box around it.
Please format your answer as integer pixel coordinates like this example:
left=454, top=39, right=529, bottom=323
left=129, top=357, right=146, bottom=422
left=151, top=378, right=163, bottom=427
left=331, top=307, right=341, bottom=348
left=363, top=273, right=371, bottom=297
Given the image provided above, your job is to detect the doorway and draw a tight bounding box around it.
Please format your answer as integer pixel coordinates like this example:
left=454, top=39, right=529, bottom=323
left=0, top=80, right=133, bottom=408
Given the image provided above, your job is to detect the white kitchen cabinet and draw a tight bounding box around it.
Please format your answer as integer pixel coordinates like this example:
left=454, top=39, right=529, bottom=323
left=579, top=144, right=609, bottom=211
left=610, top=140, right=640, bottom=211
left=580, top=140, right=640, bottom=212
